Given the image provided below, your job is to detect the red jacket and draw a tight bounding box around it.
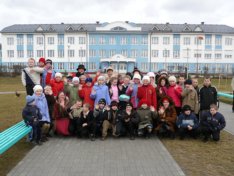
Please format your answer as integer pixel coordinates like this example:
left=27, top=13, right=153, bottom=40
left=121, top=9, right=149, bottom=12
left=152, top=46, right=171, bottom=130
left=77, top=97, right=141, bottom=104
left=167, top=84, right=182, bottom=107
left=137, top=84, right=157, bottom=109
left=79, top=85, right=94, bottom=110
left=46, top=72, right=64, bottom=97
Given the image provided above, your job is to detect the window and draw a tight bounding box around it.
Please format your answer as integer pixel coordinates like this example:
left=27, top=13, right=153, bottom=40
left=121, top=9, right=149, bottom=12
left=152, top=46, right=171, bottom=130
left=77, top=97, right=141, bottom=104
left=27, top=50, right=34, bottom=58
left=215, top=53, right=222, bottom=59
left=225, top=54, right=232, bottom=58
left=47, top=37, right=54, bottom=45
left=163, top=50, right=170, bottom=57
left=7, top=50, right=14, bottom=57
left=58, top=50, right=64, bottom=58
left=141, top=50, right=148, bottom=58
left=27, top=37, right=33, bottom=45
left=151, top=63, right=158, bottom=71
left=37, top=37, right=44, bottom=45
left=110, top=50, right=116, bottom=57
left=205, top=53, right=212, bottom=59
left=68, top=50, right=75, bottom=58
left=173, top=50, right=180, bottom=58
left=68, top=37, right=75, bottom=44
left=89, top=49, right=96, bottom=57
left=89, top=62, right=96, bottom=70
left=121, top=49, right=128, bottom=57
left=173, top=37, right=180, bottom=45
left=68, top=63, right=75, bottom=70
left=131, top=49, right=137, bottom=57
left=194, top=53, right=202, bottom=58
left=17, top=37, right=24, bottom=45
left=142, top=37, right=148, bottom=44
left=194, top=37, right=202, bottom=45
left=131, top=37, right=137, bottom=45
left=79, top=37, right=86, bottom=44
left=37, top=50, right=44, bottom=57
left=79, top=49, right=86, bottom=57
left=99, top=36, right=105, bottom=45
left=17, top=50, right=24, bottom=58
left=183, top=37, right=190, bottom=45
left=109, top=37, right=116, bottom=45
left=141, top=63, right=148, bottom=71
left=151, top=37, right=158, bottom=44
left=205, top=37, right=212, bottom=45
left=58, top=36, right=64, bottom=45
left=58, top=63, right=64, bottom=70
left=225, top=38, right=232, bottom=45
left=215, top=37, right=222, bottom=45
left=7, top=37, right=14, bottom=45
left=89, top=37, right=96, bottom=45
left=47, top=50, right=54, bottom=57
left=120, top=37, right=127, bottom=45
left=163, top=37, right=170, bottom=45
left=151, top=50, right=158, bottom=57
left=99, top=50, right=106, bottom=57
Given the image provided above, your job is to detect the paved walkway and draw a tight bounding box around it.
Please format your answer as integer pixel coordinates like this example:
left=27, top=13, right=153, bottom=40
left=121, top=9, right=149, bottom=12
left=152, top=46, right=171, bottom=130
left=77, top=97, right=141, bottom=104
left=219, top=102, right=234, bottom=135
left=8, top=137, right=185, bottom=176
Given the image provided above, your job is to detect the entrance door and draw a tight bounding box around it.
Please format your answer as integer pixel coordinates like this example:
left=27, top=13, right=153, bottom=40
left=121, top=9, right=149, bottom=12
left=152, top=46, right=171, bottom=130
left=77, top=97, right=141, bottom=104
left=119, top=63, right=127, bottom=73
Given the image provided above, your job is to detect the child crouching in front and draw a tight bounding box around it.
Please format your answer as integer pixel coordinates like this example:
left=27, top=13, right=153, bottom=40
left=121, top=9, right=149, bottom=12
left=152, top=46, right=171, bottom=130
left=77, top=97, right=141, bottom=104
left=22, top=95, right=42, bottom=145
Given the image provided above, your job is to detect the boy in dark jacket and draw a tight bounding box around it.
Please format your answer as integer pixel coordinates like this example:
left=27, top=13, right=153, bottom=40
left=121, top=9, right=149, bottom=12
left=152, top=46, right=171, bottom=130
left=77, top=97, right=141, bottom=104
left=177, top=105, right=199, bottom=140
left=200, top=104, right=226, bottom=142
left=22, top=95, right=42, bottom=145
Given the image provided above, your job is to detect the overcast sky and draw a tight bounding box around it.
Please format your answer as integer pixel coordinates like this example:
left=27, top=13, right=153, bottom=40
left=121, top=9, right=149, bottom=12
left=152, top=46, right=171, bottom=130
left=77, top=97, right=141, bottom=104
left=1, top=0, right=234, bottom=41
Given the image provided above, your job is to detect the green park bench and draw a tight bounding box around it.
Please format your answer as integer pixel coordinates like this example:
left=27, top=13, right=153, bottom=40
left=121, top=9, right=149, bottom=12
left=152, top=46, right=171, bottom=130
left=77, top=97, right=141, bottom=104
left=0, top=120, right=32, bottom=155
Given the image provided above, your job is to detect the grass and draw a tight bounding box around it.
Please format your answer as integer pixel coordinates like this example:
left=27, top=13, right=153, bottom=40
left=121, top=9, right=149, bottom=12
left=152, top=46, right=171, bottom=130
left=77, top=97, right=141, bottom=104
left=0, top=76, right=24, bottom=92
left=161, top=132, right=234, bottom=176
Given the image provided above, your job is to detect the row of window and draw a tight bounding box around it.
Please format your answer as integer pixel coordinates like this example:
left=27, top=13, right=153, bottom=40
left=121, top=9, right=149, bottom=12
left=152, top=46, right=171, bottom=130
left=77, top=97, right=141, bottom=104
left=7, top=37, right=86, bottom=46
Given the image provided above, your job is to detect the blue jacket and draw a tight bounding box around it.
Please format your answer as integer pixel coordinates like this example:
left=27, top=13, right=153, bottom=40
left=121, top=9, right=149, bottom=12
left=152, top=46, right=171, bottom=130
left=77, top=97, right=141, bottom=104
left=41, top=69, right=56, bottom=88
left=34, top=93, right=51, bottom=122
left=90, top=84, right=111, bottom=106
left=177, top=113, right=199, bottom=129
left=201, top=111, right=226, bottom=131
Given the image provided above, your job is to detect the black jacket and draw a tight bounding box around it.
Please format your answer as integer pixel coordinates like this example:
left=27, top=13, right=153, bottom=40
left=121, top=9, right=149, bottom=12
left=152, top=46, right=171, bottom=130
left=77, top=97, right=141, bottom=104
left=201, top=111, right=226, bottom=131
left=22, top=104, right=42, bottom=125
left=200, top=85, right=217, bottom=110
left=121, top=110, right=139, bottom=125
left=79, top=111, right=94, bottom=127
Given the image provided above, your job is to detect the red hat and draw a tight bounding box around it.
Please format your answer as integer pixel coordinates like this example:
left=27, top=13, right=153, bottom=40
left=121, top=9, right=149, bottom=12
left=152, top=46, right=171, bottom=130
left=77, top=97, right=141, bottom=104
left=138, top=99, right=150, bottom=107
left=39, top=57, right=46, bottom=64
left=162, top=97, right=170, bottom=103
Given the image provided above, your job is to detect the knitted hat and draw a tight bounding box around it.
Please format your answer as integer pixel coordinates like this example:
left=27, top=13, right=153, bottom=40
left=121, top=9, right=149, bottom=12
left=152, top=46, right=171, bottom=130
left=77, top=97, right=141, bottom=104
left=182, top=105, right=192, bottom=112
left=110, top=101, right=118, bottom=107
left=26, top=95, right=35, bottom=104
left=138, top=99, right=150, bottom=107
left=106, top=66, right=113, bottom=72
left=85, top=77, right=93, bottom=83
left=72, top=77, right=79, bottom=83
left=184, top=79, right=192, bottom=85
left=147, top=72, right=155, bottom=78
left=33, top=85, right=43, bottom=92
left=98, top=98, right=106, bottom=105
left=162, top=97, right=170, bottom=103
left=133, top=74, right=141, bottom=80
left=46, top=59, right=52, bottom=65
left=142, top=75, right=150, bottom=82
left=126, top=102, right=133, bottom=108
left=39, top=57, right=46, bottom=64
left=168, top=76, right=177, bottom=82
left=97, top=75, right=105, bottom=81
left=55, top=72, right=62, bottom=78
left=77, top=64, right=86, bottom=71
left=159, top=70, right=168, bottom=76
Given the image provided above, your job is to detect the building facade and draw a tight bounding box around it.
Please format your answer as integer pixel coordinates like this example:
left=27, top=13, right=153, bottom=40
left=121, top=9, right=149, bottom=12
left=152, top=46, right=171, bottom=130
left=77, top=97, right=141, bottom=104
left=1, top=21, right=234, bottom=74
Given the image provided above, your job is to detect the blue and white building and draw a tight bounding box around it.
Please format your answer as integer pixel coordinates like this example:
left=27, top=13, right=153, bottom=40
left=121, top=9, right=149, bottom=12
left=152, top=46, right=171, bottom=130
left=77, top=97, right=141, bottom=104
left=1, top=21, right=234, bottom=74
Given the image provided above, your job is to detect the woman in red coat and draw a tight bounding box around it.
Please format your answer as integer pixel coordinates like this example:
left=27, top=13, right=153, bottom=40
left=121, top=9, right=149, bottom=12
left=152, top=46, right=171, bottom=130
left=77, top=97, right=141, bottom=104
left=167, top=76, right=182, bottom=115
left=53, top=91, right=70, bottom=136
left=137, top=75, right=157, bottom=109
left=46, top=72, right=64, bottom=97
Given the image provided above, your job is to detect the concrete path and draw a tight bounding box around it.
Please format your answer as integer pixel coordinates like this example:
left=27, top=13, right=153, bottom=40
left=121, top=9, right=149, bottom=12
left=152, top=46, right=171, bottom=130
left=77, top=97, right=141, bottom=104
left=8, top=138, right=185, bottom=176
left=219, top=102, right=234, bottom=135
left=0, top=91, right=25, bottom=95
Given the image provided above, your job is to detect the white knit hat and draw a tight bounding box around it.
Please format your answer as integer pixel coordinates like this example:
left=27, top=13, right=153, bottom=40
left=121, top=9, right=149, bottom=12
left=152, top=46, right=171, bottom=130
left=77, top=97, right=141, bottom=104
left=133, top=74, right=141, bottom=80
left=33, top=85, right=43, bottom=92
left=55, top=72, right=62, bottom=78
left=147, top=72, right=155, bottom=78
left=142, top=75, right=150, bottom=82
left=168, top=75, right=177, bottom=82
left=98, top=75, right=105, bottom=81
left=72, top=77, right=79, bottom=83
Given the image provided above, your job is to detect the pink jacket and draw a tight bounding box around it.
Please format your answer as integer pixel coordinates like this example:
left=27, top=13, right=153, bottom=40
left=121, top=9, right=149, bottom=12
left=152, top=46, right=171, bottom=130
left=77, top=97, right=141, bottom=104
left=167, top=84, right=182, bottom=107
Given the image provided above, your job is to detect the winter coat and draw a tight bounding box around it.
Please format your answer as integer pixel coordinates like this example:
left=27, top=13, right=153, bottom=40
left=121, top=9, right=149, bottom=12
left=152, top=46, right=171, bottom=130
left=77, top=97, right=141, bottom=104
left=177, top=113, right=199, bottom=129
left=79, top=111, right=94, bottom=127
left=34, top=93, right=50, bottom=122
left=79, top=85, right=94, bottom=110
left=41, top=69, right=56, bottom=88
left=201, top=111, right=226, bottom=131
left=137, top=107, right=157, bottom=130
left=181, top=88, right=199, bottom=114
left=156, top=77, right=169, bottom=103
left=199, top=85, right=218, bottom=111
left=21, top=67, right=44, bottom=86
left=45, top=94, right=55, bottom=120
left=167, top=84, right=182, bottom=108
left=22, top=104, right=42, bottom=125
left=137, top=84, right=157, bottom=109
left=121, top=110, right=139, bottom=125
left=90, top=84, right=111, bottom=106
left=105, top=110, right=122, bottom=125
left=46, top=72, right=64, bottom=97
left=64, top=83, right=81, bottom=107
left=126, top=84, right=140, bottom=109
left=53, top=101, right=69, bottom=120
left=93, top=108, right=109, bottom=125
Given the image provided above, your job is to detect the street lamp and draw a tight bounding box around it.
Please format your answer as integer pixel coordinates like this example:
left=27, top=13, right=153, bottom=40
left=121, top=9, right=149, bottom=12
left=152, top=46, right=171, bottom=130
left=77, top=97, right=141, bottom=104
left=196, top=36, right=203, bottom=76
left=67, top=44, right=70, bottom=71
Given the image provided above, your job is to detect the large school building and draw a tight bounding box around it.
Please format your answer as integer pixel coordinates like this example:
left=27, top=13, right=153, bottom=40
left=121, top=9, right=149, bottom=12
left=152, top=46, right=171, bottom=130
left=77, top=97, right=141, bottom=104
left=1, top=21, right=234, bottom=74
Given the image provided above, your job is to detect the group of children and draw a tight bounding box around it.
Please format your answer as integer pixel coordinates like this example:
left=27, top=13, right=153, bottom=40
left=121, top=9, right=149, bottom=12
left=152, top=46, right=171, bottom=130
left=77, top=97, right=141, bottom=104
left=21, top=57, right=226, bottom=145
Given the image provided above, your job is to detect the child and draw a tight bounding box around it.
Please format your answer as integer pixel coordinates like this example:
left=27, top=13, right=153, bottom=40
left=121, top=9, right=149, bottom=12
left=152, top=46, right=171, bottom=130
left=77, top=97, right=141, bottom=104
left=118, top=75, right=131, bottom=110
left=21, top=58, right=44, bottom=95
left=177, top=105, right=199, bottom=140
left=156, top=76, right=169, bottom=104
left=41, top=59, right=56, bottom=88
left=79, top=77, right=94, bottom=110
left=33, top=85, right=51, bottom=142
left=200, top=104, right=226, bottom=142
left=147, top=72, right=156, bottom=88
left=22, top=95, right=42, bottom=145
left=46, top=72, right=64, bottom=97
left=77, top=103, right=95, bottom=141
left=137, top=99, right=157, bottom=138
left=109, top=77, right=119, bottom=103
left=90, top=75, right=111, bottom=106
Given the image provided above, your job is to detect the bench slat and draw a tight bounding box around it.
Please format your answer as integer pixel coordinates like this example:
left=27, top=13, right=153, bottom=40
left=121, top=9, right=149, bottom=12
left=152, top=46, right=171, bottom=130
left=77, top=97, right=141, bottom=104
left=0, top=122, right=29, bottom=138
left=0, top=121, right=25, bottom=136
